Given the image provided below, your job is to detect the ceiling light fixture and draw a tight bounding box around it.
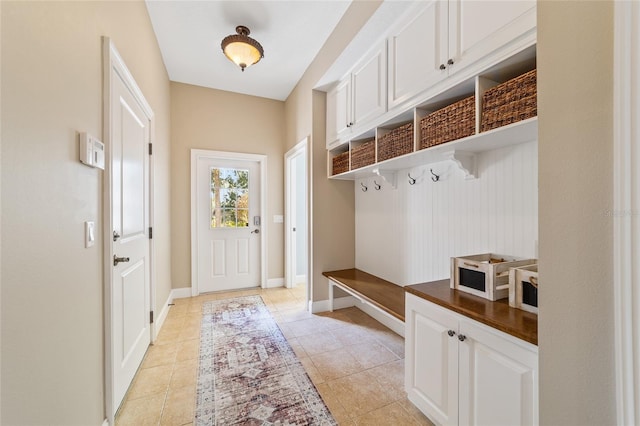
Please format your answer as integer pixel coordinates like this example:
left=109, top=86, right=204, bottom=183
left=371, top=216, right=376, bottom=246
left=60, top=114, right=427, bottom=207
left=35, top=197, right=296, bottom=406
left=221, top=25, right=264, bottom=72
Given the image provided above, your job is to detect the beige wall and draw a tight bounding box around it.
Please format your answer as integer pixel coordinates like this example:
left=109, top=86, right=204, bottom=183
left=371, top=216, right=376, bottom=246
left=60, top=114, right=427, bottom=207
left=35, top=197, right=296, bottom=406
left=284, top=1, right=382, bottom=302
left=0, top=1, right=171, bottom=424
left=538, top=1, right=615, bottom=424
left=170, top=82, right=285, bottom=288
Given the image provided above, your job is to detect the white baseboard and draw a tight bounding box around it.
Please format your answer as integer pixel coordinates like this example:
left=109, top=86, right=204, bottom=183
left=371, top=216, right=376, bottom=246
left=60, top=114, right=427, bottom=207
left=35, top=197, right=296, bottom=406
left=171, top=287, right=192, bottom=299
left=310, top=296, right=357, bottom=313
left=153, top=291, right=173, bottom=341
left=295, top=274, right=307, bottom=284
left=266, top=277, right=285, bottom=288
left=356, top=300, right=405, bottom=337
left=153, top=287, right=192, bottom=342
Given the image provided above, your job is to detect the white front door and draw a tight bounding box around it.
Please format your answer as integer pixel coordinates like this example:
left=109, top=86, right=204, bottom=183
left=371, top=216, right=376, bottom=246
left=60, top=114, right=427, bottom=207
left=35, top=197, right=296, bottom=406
left=196, top=156, right=261, bottom=292
left=111, top=62, right=151, bottom=409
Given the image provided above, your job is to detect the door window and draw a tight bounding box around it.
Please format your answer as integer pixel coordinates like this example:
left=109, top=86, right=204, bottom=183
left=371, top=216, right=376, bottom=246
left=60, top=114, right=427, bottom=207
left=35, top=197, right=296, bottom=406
left=210, top=167, right=249, bottom=228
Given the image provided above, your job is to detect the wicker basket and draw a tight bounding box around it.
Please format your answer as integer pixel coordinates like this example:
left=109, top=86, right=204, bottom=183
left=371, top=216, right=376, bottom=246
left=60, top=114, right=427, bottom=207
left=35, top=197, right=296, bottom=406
left=350, top=139, right=375, bottom=170
left=420, top=95, right=476, bottom=150
left=481, top=69, right=537, bottom=132
left=331, top=151, right=349, bottom=175
left=378, top=123, right=414, bottom=162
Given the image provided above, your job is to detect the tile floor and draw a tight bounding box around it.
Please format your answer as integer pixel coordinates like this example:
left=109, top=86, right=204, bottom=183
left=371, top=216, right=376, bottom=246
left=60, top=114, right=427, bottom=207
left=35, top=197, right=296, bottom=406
left=115, top=285, right=434, bottom=426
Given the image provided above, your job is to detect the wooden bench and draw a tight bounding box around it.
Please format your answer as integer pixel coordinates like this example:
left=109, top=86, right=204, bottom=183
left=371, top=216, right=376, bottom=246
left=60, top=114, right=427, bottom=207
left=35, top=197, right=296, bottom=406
left=322, top=268, right=405, bottom=324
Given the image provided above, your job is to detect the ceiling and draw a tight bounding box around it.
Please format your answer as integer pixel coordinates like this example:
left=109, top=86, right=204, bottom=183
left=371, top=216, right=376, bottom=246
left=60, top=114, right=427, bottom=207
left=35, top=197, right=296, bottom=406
left=145, top=0, right=353, bottom=101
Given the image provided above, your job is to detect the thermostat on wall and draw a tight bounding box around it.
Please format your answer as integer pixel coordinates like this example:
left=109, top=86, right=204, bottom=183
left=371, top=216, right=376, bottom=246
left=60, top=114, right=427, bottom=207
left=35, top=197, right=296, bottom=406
left=79, top=132, right=105, bottom=170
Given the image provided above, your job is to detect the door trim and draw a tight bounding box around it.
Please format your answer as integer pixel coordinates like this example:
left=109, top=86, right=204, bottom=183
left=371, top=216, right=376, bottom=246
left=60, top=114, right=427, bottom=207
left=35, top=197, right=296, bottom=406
left=190, top=149, right=267, bottom=295
left=285, top=138, right=309, bottom=296
left=102, top=37, right=155, bottom=424
left=614, top=2, right=640, bottom=424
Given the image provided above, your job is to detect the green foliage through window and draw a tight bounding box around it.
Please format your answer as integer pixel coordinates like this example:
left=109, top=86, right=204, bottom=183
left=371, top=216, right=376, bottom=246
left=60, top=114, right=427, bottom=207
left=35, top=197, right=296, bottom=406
left=210, top=168, right=249, bottom=228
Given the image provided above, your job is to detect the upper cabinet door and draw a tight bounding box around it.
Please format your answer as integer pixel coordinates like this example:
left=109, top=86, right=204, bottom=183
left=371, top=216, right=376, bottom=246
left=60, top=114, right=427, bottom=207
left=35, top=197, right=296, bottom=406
left=388, top=0, right=448, bottom=110
left=325, top=77, right=351, bottom=148
left=352, top=41, right=387, bottom=130
left=448, top=0, right=536, bottom=75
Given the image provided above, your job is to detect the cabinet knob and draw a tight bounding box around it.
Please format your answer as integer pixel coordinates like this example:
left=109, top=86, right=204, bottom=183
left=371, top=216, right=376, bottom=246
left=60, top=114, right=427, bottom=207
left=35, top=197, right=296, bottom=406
left=349, top=122, right=354, bottom=126
left=439, top=63, right=446, bottom=71
left=447, top=330, right=456, bottom=337
left=447, top=58, right=454, bottom=65
left=458, top=334, right=467, bottom=342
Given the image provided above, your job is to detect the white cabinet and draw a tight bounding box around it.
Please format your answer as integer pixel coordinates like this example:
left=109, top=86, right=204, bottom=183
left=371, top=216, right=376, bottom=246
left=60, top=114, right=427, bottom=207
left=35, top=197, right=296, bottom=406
left=388, top=0, right=536, bottom=110
left=352, top=43, right=387, bottom=131
left=448, top=0, right=536, bottom=76
left=326, top=78, right=351, bottom=148
left=405, top=293, right=538, bottom=426
left=326, top=41, right=386, bottom=148
left=387, top=0, right=448, bottom=109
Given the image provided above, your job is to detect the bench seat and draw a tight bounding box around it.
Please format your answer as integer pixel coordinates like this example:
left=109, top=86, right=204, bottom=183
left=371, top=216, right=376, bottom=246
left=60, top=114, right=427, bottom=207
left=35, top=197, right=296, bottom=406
left=322, top=268, right=405, bottom=322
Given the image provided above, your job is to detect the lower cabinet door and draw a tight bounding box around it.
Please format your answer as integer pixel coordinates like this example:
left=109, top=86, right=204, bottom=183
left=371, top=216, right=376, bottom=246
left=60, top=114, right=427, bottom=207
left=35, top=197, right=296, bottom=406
left=405, top=294, right=459, bottom=426
left=458, top=319, right=538, bottom=426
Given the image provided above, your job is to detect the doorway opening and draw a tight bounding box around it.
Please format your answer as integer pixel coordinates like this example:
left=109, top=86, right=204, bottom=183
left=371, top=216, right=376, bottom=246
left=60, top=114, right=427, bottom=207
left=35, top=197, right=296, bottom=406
left=285, top=138, right=309, bottom=311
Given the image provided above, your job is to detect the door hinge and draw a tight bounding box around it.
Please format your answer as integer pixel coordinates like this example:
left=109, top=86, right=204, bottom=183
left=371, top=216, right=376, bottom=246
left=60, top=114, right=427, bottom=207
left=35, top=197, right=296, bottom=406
left=149, top=227, right=153, bottom=239
left=148, top=143, right=153, bottom=155
left=150, top=311, right=154, bottom=324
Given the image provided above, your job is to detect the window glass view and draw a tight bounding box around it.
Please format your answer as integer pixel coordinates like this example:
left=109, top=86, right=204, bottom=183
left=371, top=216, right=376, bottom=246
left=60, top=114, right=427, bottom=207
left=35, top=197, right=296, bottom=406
left=210, top=167, right=249, bottom=228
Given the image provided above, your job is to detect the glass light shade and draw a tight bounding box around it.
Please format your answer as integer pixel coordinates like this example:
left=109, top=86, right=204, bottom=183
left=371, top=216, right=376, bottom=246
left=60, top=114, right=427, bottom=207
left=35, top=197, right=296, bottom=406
left=221, top=26, right=264, bottom=72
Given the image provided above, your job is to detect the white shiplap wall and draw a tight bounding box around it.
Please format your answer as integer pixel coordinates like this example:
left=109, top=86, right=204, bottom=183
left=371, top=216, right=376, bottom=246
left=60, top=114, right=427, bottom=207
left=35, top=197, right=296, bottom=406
left=355, top=140, right=538, bottom=285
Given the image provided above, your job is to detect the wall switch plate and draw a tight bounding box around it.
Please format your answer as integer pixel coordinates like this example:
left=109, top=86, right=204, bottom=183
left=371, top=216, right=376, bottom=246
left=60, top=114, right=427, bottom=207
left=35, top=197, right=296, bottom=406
left=85, top=221, right=95, bottom=248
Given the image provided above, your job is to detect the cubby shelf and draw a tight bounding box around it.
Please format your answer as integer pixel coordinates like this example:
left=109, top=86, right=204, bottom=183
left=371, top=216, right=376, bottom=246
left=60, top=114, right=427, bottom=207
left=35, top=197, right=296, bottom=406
left=329, top=116, right=537, bottom=181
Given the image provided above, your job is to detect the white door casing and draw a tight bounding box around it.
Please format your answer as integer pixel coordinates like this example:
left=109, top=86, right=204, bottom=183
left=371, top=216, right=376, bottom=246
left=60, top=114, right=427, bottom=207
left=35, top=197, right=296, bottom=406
left=102, top=37, right=154, bottom=423
left=614, top=1, right=640, bottom=424
left=191, top=150, right=267, bottom=295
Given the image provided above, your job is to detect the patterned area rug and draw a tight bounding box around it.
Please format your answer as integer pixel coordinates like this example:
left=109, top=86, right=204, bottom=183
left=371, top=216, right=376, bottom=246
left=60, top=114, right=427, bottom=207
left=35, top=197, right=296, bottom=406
left=195, top=295, right=336, bottom=425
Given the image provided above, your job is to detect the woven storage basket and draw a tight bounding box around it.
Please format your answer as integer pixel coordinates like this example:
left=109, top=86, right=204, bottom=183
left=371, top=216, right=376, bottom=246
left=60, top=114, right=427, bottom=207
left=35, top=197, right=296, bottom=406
left=378, top=123, right=414, bottom=162
left=481, top=69, right=537, bottom=132
left=331, top=151, right=349, bottom=175
left=420, top=95, right=476, bottom=150
left=350, top=139, right=375, bottom=170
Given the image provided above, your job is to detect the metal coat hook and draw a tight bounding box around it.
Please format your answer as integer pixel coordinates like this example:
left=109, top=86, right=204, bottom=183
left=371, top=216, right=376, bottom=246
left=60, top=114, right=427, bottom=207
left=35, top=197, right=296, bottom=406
left=374, top=180, right=382, bottom=190
left=360, top=182, right=368, bottom=192
left=408, top=173, right=417, bottom=185
left=430, top=169, right=440, bottom=182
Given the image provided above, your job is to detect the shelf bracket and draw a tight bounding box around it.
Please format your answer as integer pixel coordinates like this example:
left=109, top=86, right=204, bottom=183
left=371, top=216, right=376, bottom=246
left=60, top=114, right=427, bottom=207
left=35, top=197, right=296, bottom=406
left=372, top=168, right=397, bottom=189
left=442, top=150, right=477, bottom=179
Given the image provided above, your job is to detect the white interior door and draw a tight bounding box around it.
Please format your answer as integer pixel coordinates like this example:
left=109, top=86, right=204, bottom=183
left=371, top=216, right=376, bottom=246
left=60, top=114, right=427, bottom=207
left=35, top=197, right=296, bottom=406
left=110, top=63, right=151, bottom=409
left=197, top=157, right=261, bottom=292
left=285, top=142, right=308, bottom=289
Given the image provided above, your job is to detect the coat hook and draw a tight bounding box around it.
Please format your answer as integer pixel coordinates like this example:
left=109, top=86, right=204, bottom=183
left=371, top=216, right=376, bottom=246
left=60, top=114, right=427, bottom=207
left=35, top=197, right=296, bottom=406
left=360, top=182, right=368, bottom=192
left=408, top=173, right=416, bottom=185
left=430, top=169, right=440, bottom=182
left=374, top=180, right=381, bottom=190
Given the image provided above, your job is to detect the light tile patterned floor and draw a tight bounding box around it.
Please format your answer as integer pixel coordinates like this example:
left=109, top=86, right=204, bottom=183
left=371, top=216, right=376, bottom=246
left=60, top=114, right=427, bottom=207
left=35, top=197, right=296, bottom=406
left=115, top=285, right=434, bottom=426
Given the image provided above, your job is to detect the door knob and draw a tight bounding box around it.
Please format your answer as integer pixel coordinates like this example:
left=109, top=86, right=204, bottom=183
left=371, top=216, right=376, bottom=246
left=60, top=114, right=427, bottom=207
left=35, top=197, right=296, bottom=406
left=251, top=229, right=260, bottom=234
left=113, top=255, right=130, bottom=266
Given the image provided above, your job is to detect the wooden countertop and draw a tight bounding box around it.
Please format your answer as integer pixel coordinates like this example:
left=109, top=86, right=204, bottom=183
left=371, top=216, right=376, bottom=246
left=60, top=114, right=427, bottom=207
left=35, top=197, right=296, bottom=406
left=322, top=269, right=405, bottom=322
left=405, top=280, right=538, bottom=345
